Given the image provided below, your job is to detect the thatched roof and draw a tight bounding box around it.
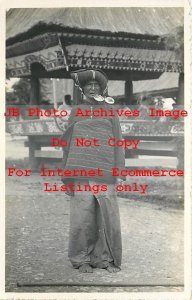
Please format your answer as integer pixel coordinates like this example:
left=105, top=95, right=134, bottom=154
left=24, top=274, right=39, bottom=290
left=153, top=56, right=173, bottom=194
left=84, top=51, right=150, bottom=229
left=132, top=72, right=178, bottom=93
left=6, top=7, right=183, bottom=43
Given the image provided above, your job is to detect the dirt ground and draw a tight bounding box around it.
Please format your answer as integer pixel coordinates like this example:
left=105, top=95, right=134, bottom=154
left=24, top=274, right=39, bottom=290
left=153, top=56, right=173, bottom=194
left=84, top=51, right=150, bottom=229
left=5, top=135, right=184, bottom=293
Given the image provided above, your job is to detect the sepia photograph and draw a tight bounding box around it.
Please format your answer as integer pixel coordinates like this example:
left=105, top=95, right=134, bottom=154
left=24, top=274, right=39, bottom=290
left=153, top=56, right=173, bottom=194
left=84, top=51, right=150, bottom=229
left=3, top=1, right=191, bottom=299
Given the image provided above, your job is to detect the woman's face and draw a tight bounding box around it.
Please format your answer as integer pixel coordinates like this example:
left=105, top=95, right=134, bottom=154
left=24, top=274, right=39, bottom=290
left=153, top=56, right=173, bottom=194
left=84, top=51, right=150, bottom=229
left=83, top=80, right=101, bottom=100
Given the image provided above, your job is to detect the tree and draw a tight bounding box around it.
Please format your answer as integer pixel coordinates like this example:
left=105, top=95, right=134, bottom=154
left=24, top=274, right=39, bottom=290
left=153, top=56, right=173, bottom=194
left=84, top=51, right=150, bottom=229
left=6, top=78, right=53, bottom=105
left=159, top=26, right=184, bottom=64
left=11, top=78, right=31, bottom=104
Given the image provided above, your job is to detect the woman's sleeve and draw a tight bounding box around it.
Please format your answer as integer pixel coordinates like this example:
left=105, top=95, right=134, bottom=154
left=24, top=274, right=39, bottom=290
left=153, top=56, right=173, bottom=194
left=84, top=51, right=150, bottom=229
left=111, top=112, right=126, bottom=180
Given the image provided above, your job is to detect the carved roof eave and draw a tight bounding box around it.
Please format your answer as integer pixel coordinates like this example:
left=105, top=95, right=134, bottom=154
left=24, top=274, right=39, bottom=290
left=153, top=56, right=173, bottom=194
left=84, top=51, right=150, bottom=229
left=6, top=32, right=183, bottom=78
left=6, top=31, right=167, bottom=59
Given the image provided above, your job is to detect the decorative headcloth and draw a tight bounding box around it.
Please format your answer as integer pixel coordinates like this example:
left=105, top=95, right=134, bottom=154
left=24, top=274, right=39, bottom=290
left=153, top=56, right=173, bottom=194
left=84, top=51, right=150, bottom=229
left=70, top=69, right=108, bottom=95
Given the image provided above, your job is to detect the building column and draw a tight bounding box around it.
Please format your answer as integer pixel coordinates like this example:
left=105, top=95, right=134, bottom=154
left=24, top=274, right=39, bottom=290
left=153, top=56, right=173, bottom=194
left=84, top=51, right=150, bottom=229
left=177, top=73, right=184, bottom=105
left=124, top=80, right=133, bottom=105
left=30, top=76, right=40, bottom=105
left=28, top=76, right=41, bottom=169
left=28, top=136, right=40, bottom=170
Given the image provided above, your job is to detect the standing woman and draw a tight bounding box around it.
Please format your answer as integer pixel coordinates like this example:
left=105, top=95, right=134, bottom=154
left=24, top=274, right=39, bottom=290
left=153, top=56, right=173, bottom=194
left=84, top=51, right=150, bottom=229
left=61, top=69, right=125, bottom=273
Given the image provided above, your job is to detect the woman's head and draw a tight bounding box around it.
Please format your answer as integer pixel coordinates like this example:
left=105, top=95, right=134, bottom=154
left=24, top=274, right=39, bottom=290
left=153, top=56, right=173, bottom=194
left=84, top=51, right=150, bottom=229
left=70, top=69, right=108, bottom=99
left=82, top=80, right=101, bottom=100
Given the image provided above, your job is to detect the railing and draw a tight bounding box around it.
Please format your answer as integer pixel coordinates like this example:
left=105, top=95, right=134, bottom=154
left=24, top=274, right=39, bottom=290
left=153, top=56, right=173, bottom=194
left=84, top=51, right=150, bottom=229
left=6, top=114, right=184, bottom=170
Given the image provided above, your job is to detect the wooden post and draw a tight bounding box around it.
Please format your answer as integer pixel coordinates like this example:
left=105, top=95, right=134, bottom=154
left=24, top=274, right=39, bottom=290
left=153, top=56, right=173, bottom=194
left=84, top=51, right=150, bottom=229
left=28, top=76, right=41, bottom=169
left=30, top=76, right=40, bottom=105
left=177, top=73, right=184, bottom=105
left=124, top=80, right=133, bottom=105
left=28, top=136, right=41, bottom=171
left=73, top=84, right=82, bottom=105
left=124, top=79, right=137, bottom=157
left=52, top=78, right=58, bottom=108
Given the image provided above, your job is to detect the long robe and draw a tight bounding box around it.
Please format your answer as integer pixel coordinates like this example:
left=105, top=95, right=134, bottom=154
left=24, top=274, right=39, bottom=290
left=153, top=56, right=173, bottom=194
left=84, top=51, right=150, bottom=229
left=61, top=104, right=125, bottom=268
left=68, top=180, right=122, bottom=268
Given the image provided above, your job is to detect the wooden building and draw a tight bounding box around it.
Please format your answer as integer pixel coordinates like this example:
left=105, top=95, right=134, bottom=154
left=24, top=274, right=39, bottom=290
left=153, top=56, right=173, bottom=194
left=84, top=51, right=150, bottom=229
left=6, top=8, right=184, bottom=168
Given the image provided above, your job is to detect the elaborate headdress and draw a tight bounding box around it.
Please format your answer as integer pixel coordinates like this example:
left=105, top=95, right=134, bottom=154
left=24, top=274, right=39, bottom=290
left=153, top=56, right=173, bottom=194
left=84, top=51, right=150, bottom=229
left=70, top=69, right=114, bottom=104
left=70, top=69, right=108, bottom=94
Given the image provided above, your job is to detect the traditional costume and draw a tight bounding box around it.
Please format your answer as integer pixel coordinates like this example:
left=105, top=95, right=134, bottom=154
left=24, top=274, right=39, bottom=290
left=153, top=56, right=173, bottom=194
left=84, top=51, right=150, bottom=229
left=61, top=69, right=125, bottom=269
